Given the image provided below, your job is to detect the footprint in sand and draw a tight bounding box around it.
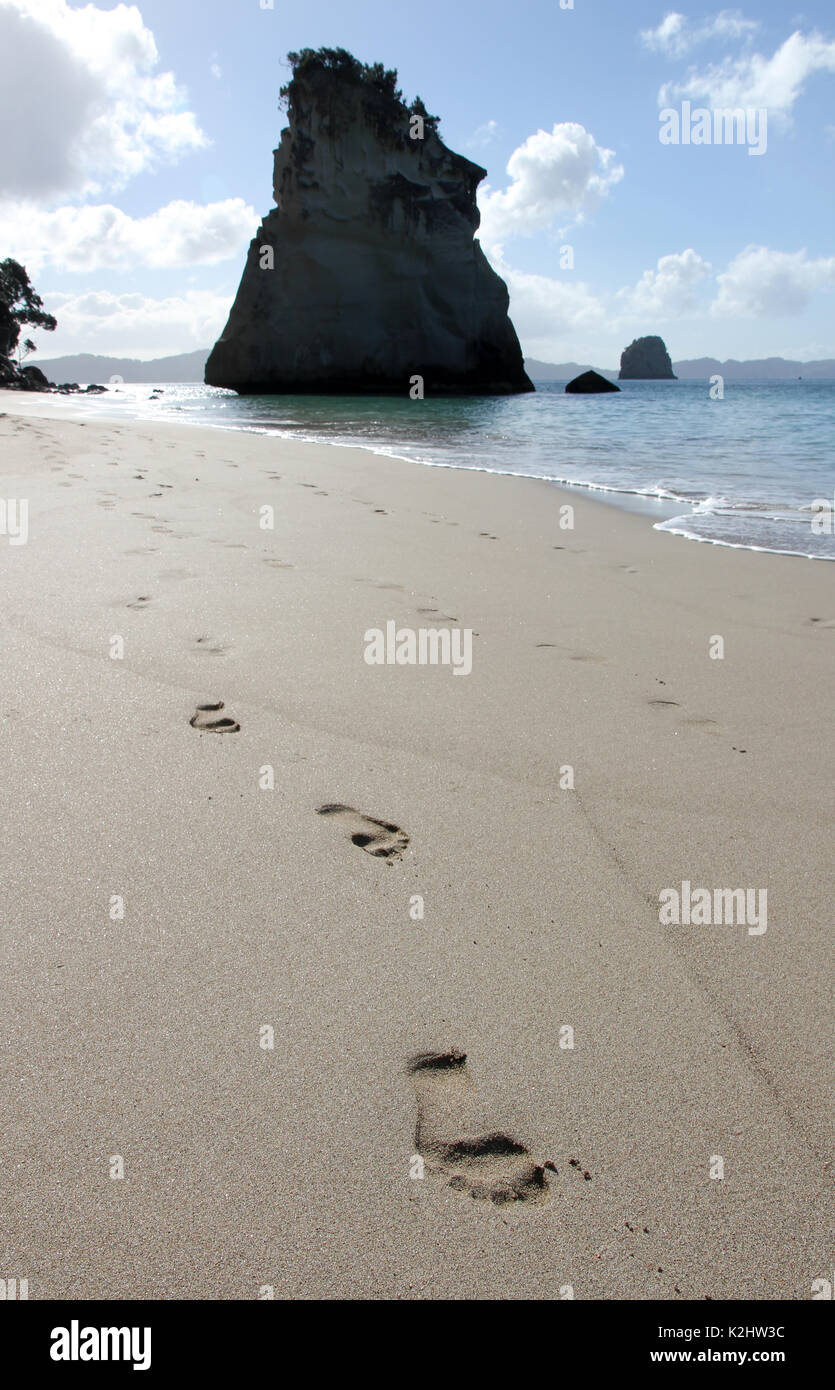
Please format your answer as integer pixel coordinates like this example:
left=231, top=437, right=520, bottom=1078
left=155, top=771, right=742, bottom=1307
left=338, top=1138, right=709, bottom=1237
left=316, top=803, right=408, bottom=860
left=683, top=717, right=720, bottom=733
left=408, top=1049, right=550, bottom=1205
left=189, top=701, right=240, bottom=733
left=195, top=634, right=227, bottom=654
left=649, top=699, right=722, bottom=737
left=416, top=605, right=459, bottom=621
left=536, top=642, right=604, bottom=663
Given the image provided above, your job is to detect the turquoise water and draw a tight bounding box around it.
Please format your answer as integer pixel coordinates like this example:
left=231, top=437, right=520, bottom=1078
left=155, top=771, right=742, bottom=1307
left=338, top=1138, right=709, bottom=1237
left=55, top=377, right=835, bottom=559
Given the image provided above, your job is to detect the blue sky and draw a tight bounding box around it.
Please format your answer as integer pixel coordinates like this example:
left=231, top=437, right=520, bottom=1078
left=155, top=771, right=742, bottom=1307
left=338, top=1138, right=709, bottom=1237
left=1, top=0, right=833, bottom=364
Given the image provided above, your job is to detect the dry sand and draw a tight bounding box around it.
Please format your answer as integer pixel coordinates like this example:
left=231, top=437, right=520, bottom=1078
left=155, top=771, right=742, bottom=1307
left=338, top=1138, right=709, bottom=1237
left=0, top=392, right=832, bottom=1300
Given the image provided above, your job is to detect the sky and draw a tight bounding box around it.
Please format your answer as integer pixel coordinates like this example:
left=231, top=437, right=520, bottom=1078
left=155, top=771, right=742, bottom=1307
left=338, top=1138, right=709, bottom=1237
left=0, top=0, right=833, bottom=366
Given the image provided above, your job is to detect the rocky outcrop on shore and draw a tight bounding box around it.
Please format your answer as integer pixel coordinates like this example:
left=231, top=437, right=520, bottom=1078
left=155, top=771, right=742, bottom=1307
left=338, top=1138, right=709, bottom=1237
left=206, top=49, right=532, bottom=396
left=0, top=356, right=41, bottom=389
left=618, top=336, right=676, bottom=380
left=0, top=355, right=107, bottom=394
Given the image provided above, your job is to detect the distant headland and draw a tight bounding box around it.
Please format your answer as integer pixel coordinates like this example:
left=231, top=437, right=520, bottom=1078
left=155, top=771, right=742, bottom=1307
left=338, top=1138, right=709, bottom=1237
left=29, top=348, right=835, bottom=386
left=524, top=356, right=835, bottom=383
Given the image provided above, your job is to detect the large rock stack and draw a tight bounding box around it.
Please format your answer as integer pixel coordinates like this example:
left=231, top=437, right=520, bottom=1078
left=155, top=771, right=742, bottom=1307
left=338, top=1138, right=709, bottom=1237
left=205, top=50, right=533, bottom=396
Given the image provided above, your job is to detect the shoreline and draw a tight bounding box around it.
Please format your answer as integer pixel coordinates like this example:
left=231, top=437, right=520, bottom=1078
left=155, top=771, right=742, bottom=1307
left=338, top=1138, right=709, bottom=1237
left=0, top=395, right=832, bottom=1299
left=4, top=385, right=831, bottom=564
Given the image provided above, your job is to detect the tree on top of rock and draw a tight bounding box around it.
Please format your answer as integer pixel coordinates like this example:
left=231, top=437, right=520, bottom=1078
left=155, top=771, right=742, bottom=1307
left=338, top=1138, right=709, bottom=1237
left=0, top=259, right=57, bottom=363
left=279, top=48, right=440, bottom=132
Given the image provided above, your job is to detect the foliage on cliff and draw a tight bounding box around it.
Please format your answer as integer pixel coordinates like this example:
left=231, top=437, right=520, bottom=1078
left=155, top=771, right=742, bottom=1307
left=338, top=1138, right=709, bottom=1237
left=279, top=47, right=439, bottom=133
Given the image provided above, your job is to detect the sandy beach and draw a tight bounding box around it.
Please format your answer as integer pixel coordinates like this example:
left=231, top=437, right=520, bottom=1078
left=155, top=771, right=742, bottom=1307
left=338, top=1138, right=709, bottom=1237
left=0, top=392, right=832, bottom=1301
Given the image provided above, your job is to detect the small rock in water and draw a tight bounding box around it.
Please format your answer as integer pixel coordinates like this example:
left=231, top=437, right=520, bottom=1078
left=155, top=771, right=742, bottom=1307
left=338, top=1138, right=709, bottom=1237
left=565, top=370, right=620, bottom=394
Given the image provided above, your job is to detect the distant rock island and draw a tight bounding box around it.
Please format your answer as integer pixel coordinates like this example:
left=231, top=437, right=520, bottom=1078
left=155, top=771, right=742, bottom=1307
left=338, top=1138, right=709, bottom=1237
left=205, top=48, right=532, bottom=396
left=619, top=336, right=676, bottom=380
left=565, top=369, right=619, bottom=394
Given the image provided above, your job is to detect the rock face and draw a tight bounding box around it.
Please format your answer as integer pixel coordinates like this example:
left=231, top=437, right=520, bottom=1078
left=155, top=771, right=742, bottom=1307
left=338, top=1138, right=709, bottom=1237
left=0, top=356, right=49, bottom=390
left=565, top=370, right=619, bottom=394
left=619, top=336, right=676, bottom=380
left=20, top=364, right=50, bottom=389
left=205, top=50, right=532, bottom=396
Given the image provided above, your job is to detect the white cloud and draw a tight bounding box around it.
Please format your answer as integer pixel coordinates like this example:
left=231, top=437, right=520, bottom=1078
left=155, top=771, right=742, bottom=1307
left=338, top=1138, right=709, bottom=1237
left=709, top=11, right=759, bottom=41
left=484, top=246, right=607, bottom=358
left=478, top=123, right=623, bottom=244
left=619, top=248, right=713, bottom=317
left=643, top=13, right=688, bottom=56
left=488, top=245, right=715, bottom=360
left=0, top=198, right=256, bottom=272
left=641, top=10, right=759, bottom=58
left=0, top=0, right=208, bottom=199
left=466, top=120, right=499, bottom=150
left=659, top=30, right=835, bottom=117
left=712, top=245, right=835, bottom=316
left=608, top=242, right=832, bottom=339
left=34, top=287, right=232, bottom=358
